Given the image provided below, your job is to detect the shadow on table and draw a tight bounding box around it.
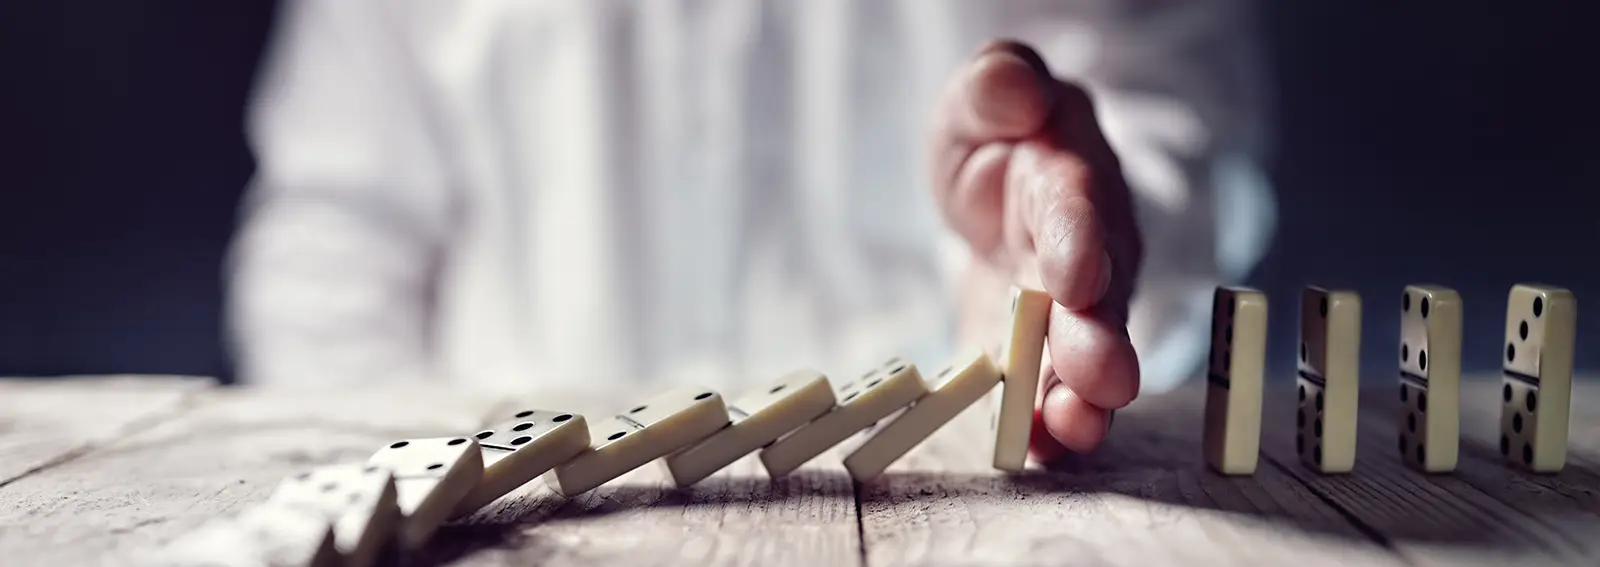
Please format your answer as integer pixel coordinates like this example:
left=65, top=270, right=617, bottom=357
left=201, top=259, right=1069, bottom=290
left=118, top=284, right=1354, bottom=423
left=934, top=385, right=1600, bottom=557
left=419, top=382, right=1600, bottom=563
left=417, top=468, right=858, bottom=563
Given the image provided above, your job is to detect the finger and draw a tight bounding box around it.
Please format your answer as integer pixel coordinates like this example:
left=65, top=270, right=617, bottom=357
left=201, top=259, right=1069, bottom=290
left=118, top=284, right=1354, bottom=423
left=1027, top=367, right=1066, bottom=462
left=936, top=40, right=1054, bottom=147
left=1014, top=80, right=1143, bottom=314
left=1047, top=300, right=1140, bottom=409
left=1010, top=141, right=1113, bottom=311
left=929, top=41, right=1057, bottom=253
left=944, top=142, right=1013, bottom=264
left=1037, top=377, right=1114, bottom=453
left=1027, top=405, right=1068, bottom=463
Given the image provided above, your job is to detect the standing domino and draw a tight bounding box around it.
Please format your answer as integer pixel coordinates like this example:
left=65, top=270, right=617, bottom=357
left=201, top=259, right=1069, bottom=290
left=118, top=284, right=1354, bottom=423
left=1202, top=286, right=1268, bottom=475
left=1297, top=286, right=1361, bottom=473
left=662, top=370, right=837, bottom=487
left=760, top=358, right=930, bottom=477
left=840, top=349, right=1002, bottom=481
left=542, top=385, right=728, bottom=497
left=1500, top=284, right=1577, bottom=472
left=453, top=409, right=590, bottom=516
left=1398, top=285, right=1462, bottom=473
left=366, top=436, right=484, bottom=548
left=993, top=287, right=1052, bottom=472
left=269, top=463, right=402, bottom=567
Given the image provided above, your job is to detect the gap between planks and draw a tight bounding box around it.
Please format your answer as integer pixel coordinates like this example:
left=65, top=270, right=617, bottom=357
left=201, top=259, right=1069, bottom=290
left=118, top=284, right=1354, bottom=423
left=1258, top=377, right=1600, bottom=567
left=853, top=384, right=1405, bottom=567
left=0, top=391, right=206, bottom=491
left=0, top=376, right=213, bottom=489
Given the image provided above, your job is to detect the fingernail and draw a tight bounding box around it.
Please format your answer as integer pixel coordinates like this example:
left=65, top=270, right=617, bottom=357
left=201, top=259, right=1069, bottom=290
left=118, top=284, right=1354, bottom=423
left=1094, top=249, right=1113, bottom=302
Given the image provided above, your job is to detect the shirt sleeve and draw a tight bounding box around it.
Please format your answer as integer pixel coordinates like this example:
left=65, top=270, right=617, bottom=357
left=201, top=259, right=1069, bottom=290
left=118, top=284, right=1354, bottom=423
left=226, top=0, right=458, bottom=387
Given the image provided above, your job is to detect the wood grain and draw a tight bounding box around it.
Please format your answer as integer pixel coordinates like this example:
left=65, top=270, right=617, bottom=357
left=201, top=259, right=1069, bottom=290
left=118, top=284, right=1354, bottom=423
left=3, top=375, right=1598, bottom=567
left=857, top=385, right=1406, bottom=567
left=1360, top=376, right=1600, bottom=561
left=425, top=392, right=864, bottom=567
left=0, top=383, right=499, bottom=565
left=1262, top=376, right=1599, bottom=567
left=0, top=375, right=209, bottom=485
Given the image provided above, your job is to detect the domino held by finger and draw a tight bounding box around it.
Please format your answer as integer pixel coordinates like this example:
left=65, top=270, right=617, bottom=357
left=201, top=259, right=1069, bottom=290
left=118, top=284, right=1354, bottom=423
left=993, top=286, right=1052, bottom=472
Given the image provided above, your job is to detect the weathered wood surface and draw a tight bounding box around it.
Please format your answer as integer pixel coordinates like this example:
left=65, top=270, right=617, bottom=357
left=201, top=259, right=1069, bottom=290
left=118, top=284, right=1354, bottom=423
left=423, top=394, right=863, bottom=567
left=0, top=374, right=1596, bottom=566
left=0, top=376, right=210, bottom=486
left=0, top=382, right=498, bottom=565
left=858, top=388, right=1403, bottom=567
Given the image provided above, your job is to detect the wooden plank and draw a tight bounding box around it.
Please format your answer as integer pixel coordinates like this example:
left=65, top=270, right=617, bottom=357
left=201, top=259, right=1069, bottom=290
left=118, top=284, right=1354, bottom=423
left=1360, top=376, right=1600, bottom=540
left=0, top=383, right=500, bottom=566
left=7, top=374, right=1595, bottom=566
left=425, top=391, right=864, bottom=567
left=1263, top=379, right=1595, bottom=567
left=0, top=375, right=209, bottom=485
left=858, top=384, right=1405, bottom=567
left=1457, top=375, right=1600, bottom=462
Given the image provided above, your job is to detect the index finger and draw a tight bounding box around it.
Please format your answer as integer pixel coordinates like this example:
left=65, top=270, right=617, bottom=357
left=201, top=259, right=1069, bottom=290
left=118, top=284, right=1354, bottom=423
left=927, top=40, right=1058, bottom=201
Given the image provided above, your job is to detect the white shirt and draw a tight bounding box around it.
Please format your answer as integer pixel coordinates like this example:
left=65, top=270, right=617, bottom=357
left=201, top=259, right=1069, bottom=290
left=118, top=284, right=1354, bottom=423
left=226, top=0, right=1275, bottom=395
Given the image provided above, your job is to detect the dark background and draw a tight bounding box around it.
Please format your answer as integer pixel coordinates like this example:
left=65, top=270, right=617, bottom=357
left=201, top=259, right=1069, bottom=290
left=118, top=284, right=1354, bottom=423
left=0, top=2, right=1595, bottom=385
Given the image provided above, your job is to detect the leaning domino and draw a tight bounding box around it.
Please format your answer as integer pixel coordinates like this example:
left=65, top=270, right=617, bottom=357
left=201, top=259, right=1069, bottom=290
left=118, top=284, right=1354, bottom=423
left=1500, top=283, right=1577, bottom=473
left=1203, top=286, right=1267, bottom=475
left=366, top=436, right=484, bottom=548
left=268, top=463, right=402, bottom=567
left=1397, top=285, right=1461, bottom=473
left=453, top=409, right=590, bottom=516
left=759, top=357, right=930, bottom=477
left=993, top=286, right=1052, bottom=472
left=840, top=349, right=1002, bottom=481
left=158, top=503, right=341, bottom=567
left=1297, top=286, right=1361, bottom=474
left=542, top=385, right=729, bottom=497
left=662, top=369, right=837, bottom=487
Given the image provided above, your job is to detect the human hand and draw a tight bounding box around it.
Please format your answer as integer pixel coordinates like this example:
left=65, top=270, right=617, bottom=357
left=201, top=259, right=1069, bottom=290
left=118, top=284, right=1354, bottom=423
left=929, top=40, right=1144, bottom=462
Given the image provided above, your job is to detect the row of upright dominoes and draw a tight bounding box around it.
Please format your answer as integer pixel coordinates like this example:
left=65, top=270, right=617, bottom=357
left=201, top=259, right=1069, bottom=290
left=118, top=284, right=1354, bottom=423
left=159, top=287, right=1059, bottom=567
left=1204, top=283, right=1578, bottom=477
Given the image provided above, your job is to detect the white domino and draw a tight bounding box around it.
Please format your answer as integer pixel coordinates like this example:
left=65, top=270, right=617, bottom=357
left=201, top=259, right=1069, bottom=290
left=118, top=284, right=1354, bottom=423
left=840, top=349, right=1002, bottom=481
left=759, top=357, right=930, bottom=478
left=542, top=385, right=729, bottom=497
left=1296, top=286, right=1361, bottom=474
left=366, top=436, right=484, bottom=548
left=1500, top=283, right=1577, bottom=473
left=993, top=286, right=1052, bottom=472
left=1203, top=286, right=1267, bottom=475
left=1397, top=285, right=1461, bottom=473
left=268, top=463, right=401, bottom=567
left=159, top=503, right=341, bottom=567
left=662, top=370, right=837, bottom=487
left=453, top=409, right=590, bottom=516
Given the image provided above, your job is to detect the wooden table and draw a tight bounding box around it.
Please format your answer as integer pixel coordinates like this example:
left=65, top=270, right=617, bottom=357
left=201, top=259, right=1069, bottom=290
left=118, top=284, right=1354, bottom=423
left=2, top=374, right=1598, bottom=566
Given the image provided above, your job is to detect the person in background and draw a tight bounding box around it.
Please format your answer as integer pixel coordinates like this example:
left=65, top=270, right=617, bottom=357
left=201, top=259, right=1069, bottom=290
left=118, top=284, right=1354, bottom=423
left=226, top=0, right=1274, bottom=462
